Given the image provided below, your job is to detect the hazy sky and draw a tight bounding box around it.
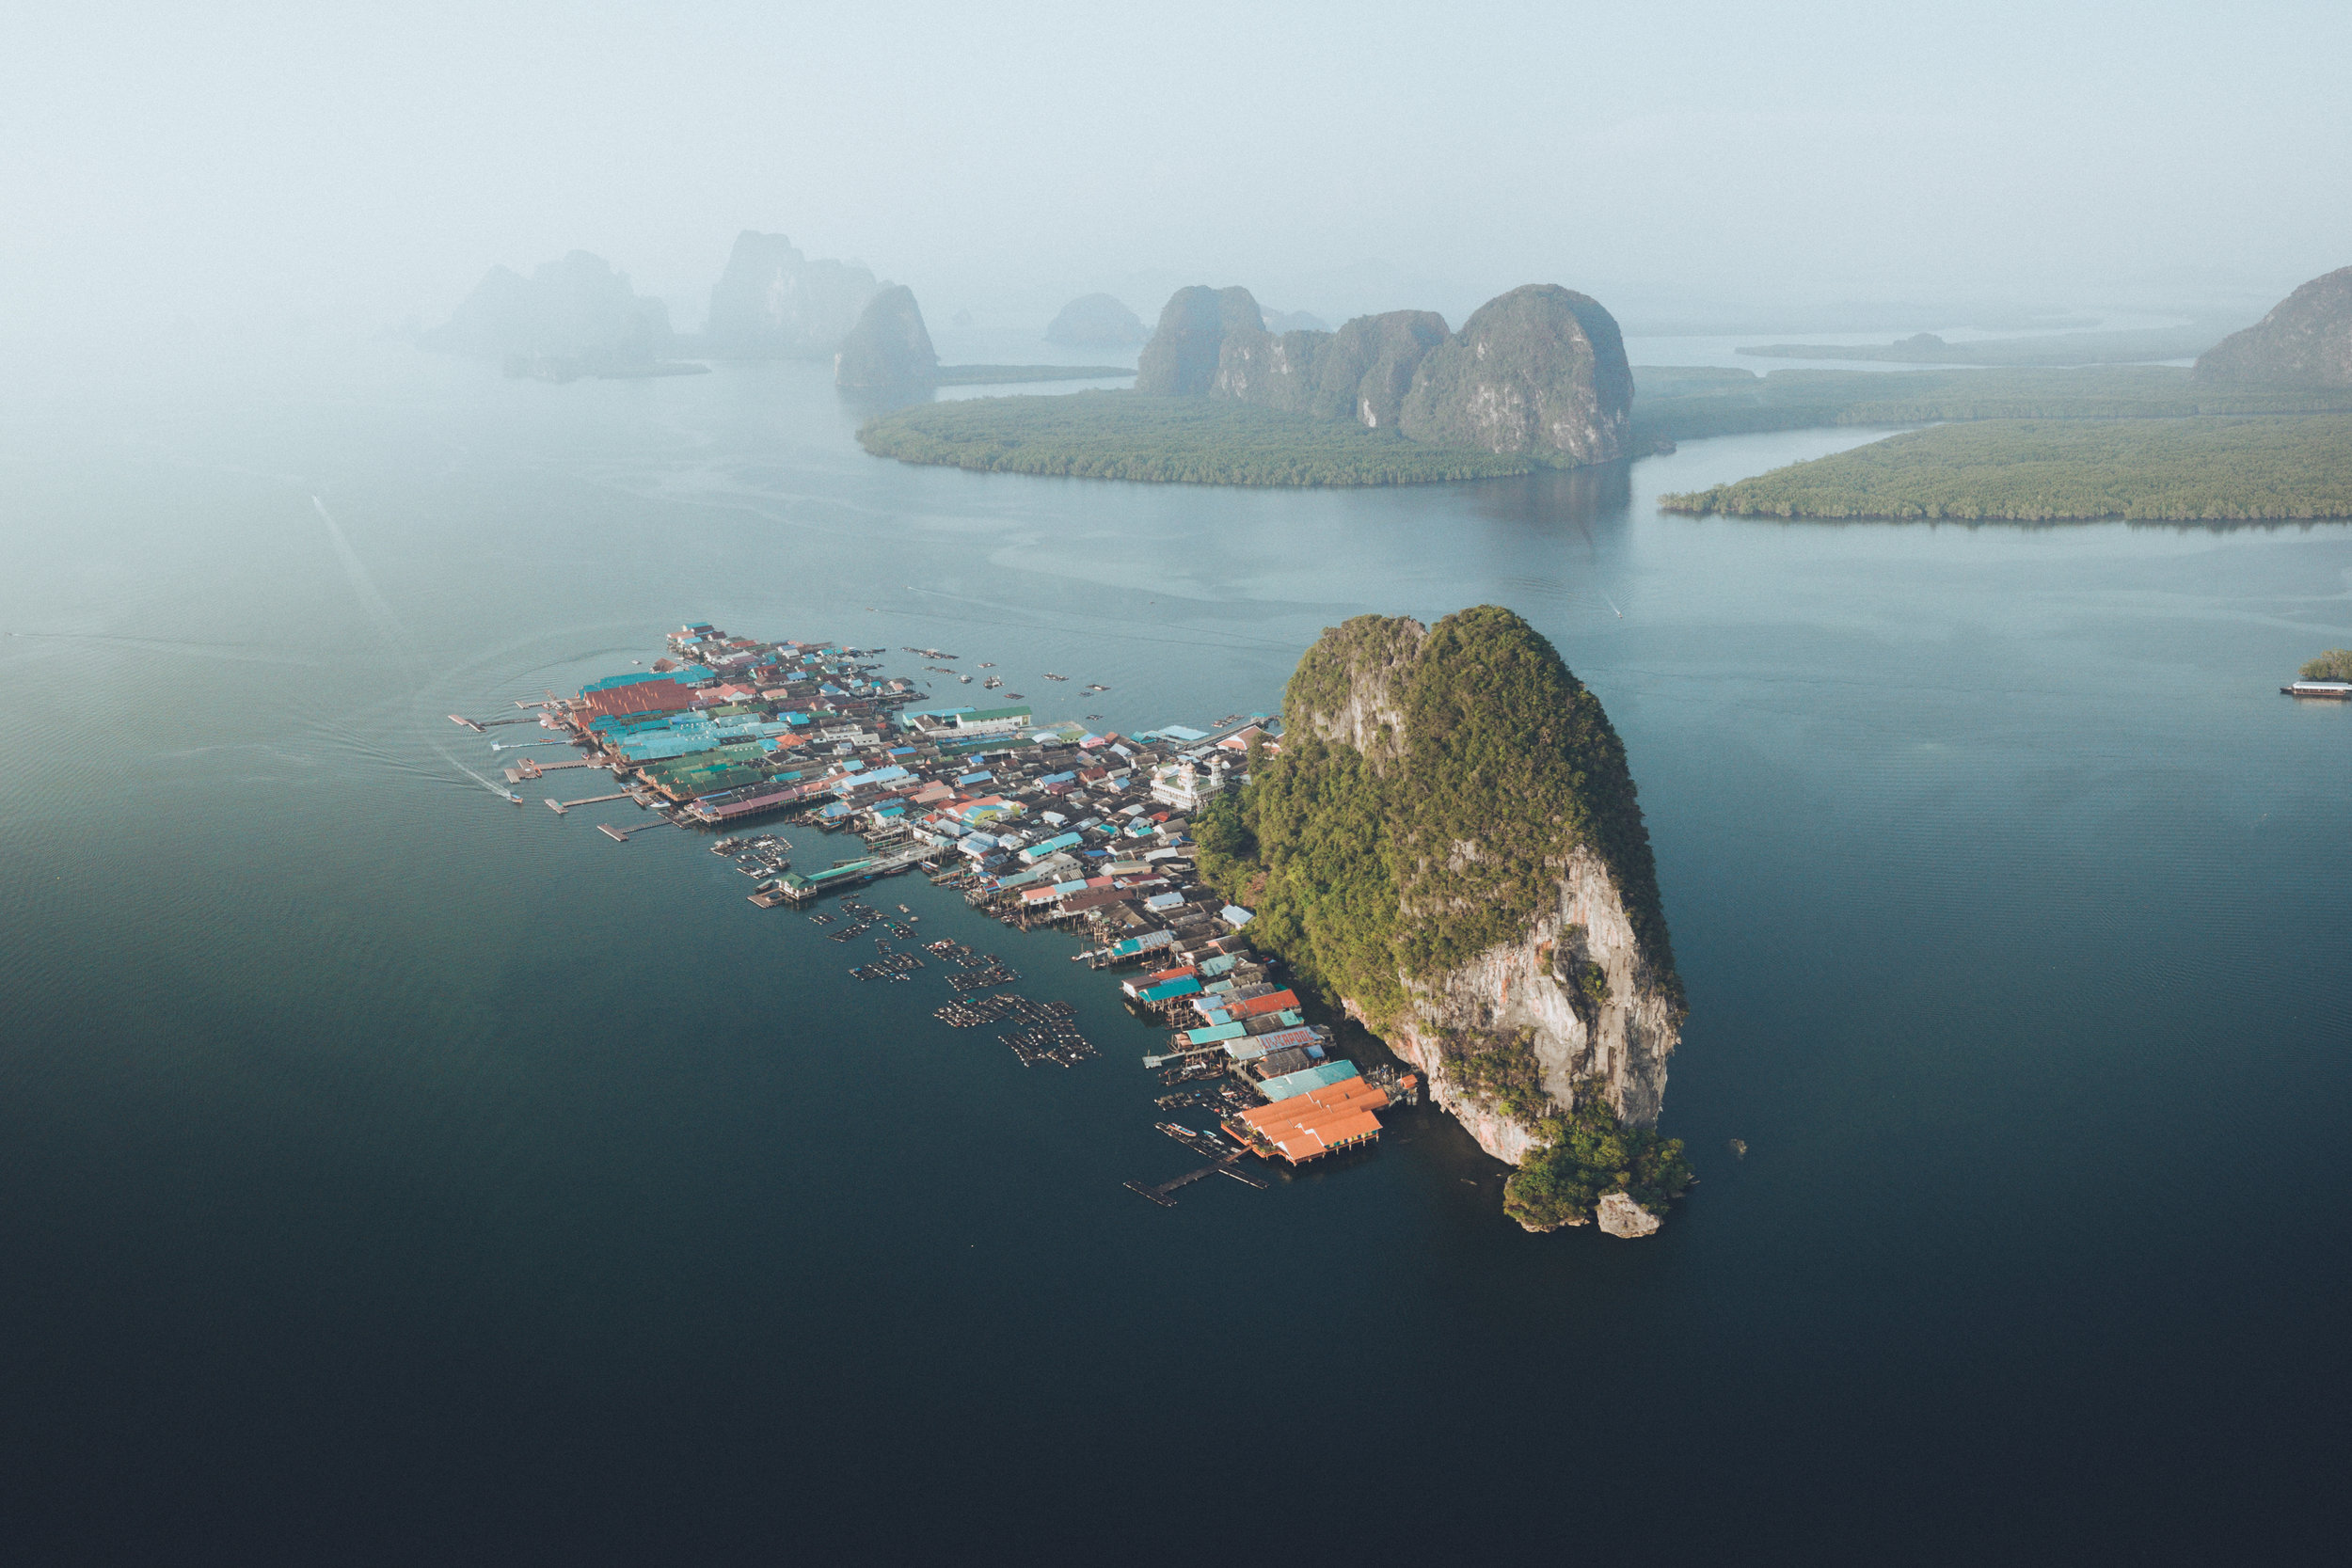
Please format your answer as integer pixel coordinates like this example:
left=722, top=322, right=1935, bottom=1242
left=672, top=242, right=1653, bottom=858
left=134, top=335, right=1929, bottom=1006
left=7, top=0, right=2347, bottom=336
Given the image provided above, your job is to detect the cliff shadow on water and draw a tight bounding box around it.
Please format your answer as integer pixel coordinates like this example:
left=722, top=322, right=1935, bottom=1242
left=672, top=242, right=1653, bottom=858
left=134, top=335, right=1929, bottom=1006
left=1462, top=457, right=1636, bottom=531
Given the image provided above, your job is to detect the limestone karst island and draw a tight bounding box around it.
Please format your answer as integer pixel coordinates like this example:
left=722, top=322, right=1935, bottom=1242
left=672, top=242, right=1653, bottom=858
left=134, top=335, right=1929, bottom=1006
left=857, top=280, right=1637, bottom=484
left=487, top=607, right=1689, bottom=1234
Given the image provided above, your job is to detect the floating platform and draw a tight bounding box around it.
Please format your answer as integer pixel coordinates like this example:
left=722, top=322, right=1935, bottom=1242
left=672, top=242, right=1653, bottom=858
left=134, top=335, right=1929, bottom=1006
left=598, top=824, right=630, bottom=843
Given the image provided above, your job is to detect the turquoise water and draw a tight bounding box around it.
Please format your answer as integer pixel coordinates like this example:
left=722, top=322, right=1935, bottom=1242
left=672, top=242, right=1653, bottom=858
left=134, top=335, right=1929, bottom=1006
left=2, top=343, right=2347, bottom=1560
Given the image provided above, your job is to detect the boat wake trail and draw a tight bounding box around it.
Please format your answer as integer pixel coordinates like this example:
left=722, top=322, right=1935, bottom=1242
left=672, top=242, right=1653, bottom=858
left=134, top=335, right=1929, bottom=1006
left=312, top=496, right=513, bottom=803
left=313, top=496, right=410, bottom=648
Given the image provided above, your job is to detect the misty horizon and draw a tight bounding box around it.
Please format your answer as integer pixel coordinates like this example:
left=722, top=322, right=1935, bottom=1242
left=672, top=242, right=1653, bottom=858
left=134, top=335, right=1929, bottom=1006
left=8, top=0, right=2348, bottom=345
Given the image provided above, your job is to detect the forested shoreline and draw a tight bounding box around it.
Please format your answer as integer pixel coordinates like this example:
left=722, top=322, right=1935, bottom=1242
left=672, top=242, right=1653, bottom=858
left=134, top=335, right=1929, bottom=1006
left=1659, top=416, right=2352, bottom=521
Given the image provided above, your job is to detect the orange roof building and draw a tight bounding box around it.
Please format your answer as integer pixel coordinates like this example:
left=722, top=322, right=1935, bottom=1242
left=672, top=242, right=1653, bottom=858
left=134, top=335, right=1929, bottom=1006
left=1225, top=1075, right=1391, bottom=1164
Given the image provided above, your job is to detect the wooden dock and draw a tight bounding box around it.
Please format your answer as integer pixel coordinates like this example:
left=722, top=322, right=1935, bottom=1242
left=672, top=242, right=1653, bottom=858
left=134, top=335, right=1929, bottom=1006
left=544, top=792, right=632, bottom=816
left=507, top=756, right=604, bottom=783
left=1125, top=1137, right=1267, bottom=1206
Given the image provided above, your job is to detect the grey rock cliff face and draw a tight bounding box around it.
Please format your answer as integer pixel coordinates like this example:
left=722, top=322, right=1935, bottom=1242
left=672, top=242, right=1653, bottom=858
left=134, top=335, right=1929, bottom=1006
left=1135, top=286, right=1266, bottom=395
left=1297, top=618, right=1679, bottom=1165
left=834, top=286, right=939, bottom=390
left=1133, top=283, right=1631, bottom=463
left=706, top=231, right=882, bottom=359
left=2195, top=265, right=2352, bottom=387
left=1344, top=844, right=1678, bottom=1164
left=1399, top=284, right=1632, bottom=463
left=1136, top=287, right=1453, bottom=431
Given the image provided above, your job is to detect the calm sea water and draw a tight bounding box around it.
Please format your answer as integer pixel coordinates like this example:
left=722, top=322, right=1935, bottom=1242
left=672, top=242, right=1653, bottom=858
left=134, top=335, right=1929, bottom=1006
left=2, top=342, right=2346, bottom=1562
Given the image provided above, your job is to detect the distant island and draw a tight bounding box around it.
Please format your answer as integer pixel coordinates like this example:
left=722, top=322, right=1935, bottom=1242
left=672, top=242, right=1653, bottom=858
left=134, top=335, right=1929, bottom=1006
left=1044, top=293, right=1146, bottom=348
left=1736, top=321, right=2234, bottom=368
left=855, top=390, right=1535, bottom=484
left=1659, top=415, right=2352, bottom=521
left=703, top=230, right=885, bottom=359
left=1197, top=608, right=1692, bottom=1233
left=834, top=286, right=1136, bottom=394
left=420, top=250, right=707, bottom=379
left=1656, top=265, right=2352, bottom=521
left=1627, top=363, right=2352, bottom=449
left=859, top=281, right=1636, bottom=487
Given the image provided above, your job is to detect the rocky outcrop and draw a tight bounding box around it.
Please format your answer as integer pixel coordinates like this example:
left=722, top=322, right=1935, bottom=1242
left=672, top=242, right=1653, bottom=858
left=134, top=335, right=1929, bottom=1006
left=1132, top=283, right=1631, bottom=462
left=1135, top=286, right=1449, bottom=430
left=420, top=251, right=672, bottom=364
left=1314, top=311, right=1453, bottom=428
left=2195, top=265, right=2352, bottom=387
left=705, top=231, right=882, bottom=358
left=1398, top=284, right=1633, bottom=464
left=1219, top=610, right=1686, bottom=1231
left=1597, top=1192, right=1661, bottom=1238
left=1365, top=843, right=1678, bottom=1153
left=1044, top=293, right=1146, bottom=348
left=1134, top=286, right=1266, bottom=395
left=834, top=286, right=938, bottom=390
left=1290, top=616, right=1679, bottom=1149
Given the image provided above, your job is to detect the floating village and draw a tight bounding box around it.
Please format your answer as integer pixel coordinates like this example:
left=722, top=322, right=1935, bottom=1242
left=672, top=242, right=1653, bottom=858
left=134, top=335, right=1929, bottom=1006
left=454, top=621, right=1420, bottom=1204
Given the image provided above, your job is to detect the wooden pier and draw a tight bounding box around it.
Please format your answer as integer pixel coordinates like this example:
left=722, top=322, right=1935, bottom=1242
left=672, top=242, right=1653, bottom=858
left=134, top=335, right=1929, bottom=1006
left=544, top=792, right=633, bottom=816
left=1125, top=1126, right=1268, bottom=1206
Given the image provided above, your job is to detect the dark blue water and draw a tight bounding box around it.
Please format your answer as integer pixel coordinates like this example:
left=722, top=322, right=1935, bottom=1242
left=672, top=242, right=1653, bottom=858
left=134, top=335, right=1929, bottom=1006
left=3, top=342, right=2347, bottom=1562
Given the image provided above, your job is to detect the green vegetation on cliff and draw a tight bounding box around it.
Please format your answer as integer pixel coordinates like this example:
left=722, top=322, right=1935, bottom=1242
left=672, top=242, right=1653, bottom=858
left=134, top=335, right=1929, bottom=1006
left=1197, top=608, right=1677, bottom=1027
left=2301, top=649, right=2352, bottom=681
left=1503, top=1080, right=1694, bottom=1230
left=1200, top=608, right=1685, bottom=1233
left=1659, top=416, right=2352, bottom=521
left=858, top=392, right=1534, bottom=486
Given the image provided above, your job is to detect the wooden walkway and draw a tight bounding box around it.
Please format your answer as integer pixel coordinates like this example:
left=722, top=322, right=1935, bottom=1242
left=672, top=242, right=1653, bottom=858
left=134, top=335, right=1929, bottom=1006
left=1124, top=1128, right=1269, bottom=1206
left=544, top=792, right=632, bottom=815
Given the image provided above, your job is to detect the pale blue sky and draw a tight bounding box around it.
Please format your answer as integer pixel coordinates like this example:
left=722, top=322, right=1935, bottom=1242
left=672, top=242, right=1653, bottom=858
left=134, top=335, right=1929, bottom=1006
left=5, top=0, right=2345, bottom=334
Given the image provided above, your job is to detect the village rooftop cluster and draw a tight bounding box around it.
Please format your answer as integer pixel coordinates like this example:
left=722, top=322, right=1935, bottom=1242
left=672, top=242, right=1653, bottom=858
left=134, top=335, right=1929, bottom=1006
left=481, top=622, right=1419, bottom=1189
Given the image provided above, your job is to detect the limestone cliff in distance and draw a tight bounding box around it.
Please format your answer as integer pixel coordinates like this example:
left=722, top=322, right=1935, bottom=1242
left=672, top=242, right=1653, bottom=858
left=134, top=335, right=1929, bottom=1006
left=704, top=231, right=883, bottom=359
left=1134, top=286, right=1268, bottom=396
left=1133, top=283, right=1631, bottom=463
left=834, top=285, right=939, bottom=390
left=1198, top=609, right=1692, bottom=1234
left=2195, top=265, right=2352, bottom=387
left=1398, top=285, right=1633, bottom=465
left=1044, top=293, right=1146, bottom=348
left=419, top=251, right=673, bottom=364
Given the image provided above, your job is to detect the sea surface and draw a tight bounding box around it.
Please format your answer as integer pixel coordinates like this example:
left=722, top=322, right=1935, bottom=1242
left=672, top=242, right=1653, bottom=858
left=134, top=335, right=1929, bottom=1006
left=2, top=342, right=2346, bottom=1562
